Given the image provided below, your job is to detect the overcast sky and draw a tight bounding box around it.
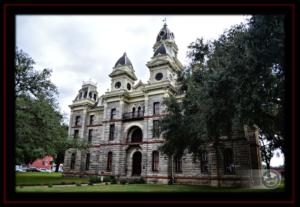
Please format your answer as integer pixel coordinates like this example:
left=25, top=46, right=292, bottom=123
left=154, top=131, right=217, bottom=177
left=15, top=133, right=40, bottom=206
left=16, top=15, right=283, bottom=167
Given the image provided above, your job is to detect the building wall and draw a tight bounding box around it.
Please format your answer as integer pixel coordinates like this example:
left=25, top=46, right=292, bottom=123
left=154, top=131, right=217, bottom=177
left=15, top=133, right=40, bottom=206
left=63, top=24, right=261, bottom=186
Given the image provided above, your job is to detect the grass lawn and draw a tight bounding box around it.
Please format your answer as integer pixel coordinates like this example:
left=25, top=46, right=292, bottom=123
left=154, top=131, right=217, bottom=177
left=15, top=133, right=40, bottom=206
left=16, top=183, right=284, bottom=193
left=16, top=172, right=89, bottom=186
left=16, top=172, right=284, bottom=193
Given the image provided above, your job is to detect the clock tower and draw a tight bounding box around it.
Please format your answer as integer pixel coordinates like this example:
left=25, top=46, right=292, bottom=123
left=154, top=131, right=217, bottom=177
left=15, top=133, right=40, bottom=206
left=146, top=22, right=183, bottom=86
left=109, top=52, right=137, bottom=92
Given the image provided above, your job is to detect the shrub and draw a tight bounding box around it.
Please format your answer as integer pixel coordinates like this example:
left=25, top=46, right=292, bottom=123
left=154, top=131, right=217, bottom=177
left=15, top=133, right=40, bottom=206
left=103, top=176, right=111, bottom=183
left=110, top=176, right=117, bottom=184
left=76, top=183, right=82, bottom=187
left=89, top=176, right=101, bottom=184
left=120, top=179, right=127, bottom=185
left=48, top=184, right=53, bottom=188
left=61, top=181, right=66, bottom=185
left=138, top=177, right=146, bottom=184
left=88, top=182, right=93, bottom=186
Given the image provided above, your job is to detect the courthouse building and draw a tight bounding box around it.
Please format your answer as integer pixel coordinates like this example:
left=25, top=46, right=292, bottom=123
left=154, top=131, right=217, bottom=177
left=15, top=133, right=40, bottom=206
left=63, top=22, right=261, bottom=186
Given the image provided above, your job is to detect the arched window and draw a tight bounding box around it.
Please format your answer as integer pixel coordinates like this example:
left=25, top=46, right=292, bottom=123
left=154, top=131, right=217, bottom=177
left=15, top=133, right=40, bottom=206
left=84, top=91, right=87, bottom=98
left=224, top=149, right=235, bottom=174
left=70, top=153, right=76, bottom=170
left=152, top=151, right=159, bottom=172
left=79, top=92, right=82, bottom=99
left=107, top=152, right=113, bottom=172
left=89, top=92, right=92, bottom=99
left=200, top=151, right=208, bottom=173
left=132, top=107, right=136, bottom=117
left=137, top=106, right=142, bottom=117
left=131, top=128, right=143, bottom=142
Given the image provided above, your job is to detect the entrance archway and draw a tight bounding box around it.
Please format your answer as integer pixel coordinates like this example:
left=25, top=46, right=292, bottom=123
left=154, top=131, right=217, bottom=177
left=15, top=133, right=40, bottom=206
left=132, top=151, right=142, bottom=176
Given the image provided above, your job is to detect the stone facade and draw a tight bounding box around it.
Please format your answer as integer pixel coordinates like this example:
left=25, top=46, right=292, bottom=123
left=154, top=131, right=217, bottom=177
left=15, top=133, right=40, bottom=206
left=63, top=23, right=262, bottom=187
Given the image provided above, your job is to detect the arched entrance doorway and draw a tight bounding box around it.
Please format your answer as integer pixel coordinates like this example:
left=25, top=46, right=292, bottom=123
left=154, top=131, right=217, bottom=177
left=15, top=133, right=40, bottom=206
left=132, top=151, right=142, bottom=176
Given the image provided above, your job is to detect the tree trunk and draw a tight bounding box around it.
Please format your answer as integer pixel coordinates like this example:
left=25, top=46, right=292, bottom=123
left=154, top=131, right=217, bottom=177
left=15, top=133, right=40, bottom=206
left=266, top=160, right=270, bottom=170
left=55, top=161, right=61, bottom=172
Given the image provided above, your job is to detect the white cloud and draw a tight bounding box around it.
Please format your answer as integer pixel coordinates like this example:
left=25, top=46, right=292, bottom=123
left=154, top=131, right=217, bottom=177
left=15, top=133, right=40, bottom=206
left=16, top=15, right=249, bottom=121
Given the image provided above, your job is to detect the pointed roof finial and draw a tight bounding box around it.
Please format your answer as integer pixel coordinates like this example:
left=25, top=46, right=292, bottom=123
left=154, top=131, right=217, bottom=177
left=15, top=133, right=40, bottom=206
left=163, top=17, right=167, bottom=26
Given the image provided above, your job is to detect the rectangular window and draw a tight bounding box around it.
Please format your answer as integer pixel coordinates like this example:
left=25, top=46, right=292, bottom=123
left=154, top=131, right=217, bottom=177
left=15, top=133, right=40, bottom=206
left=224, top=149, right=235, bottom=174
left=200, top=151, right=209, bottom=173
left=74, top=130, right=79, bottom=139
left=153, top=120, right=160, bottom=138
left=174, top=155, right=182, bottom=173
left=75, top=115, right=81, bottom=126
left=109, top=124, right=115, bottom=140
left=107, top=152, right=112, bottom=172
left=85, top=153, right=90, bottom=170
left=88, top=129, right=93, bottom=143
left=89, top=115, right=95, bottom=125
left=110, top=108, right=116, bottom=120
left=153, top=102, right=160, bottom=115
left=152, top=151, right=159, bottom=172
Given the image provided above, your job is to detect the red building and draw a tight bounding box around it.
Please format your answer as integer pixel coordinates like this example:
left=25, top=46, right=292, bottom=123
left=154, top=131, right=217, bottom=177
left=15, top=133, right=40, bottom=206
left=29, top=156, right=53, bottom=170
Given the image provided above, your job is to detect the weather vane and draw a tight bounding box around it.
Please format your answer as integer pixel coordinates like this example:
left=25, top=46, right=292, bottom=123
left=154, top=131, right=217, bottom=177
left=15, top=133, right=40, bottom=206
left=163, top=17, right=167, bottom=25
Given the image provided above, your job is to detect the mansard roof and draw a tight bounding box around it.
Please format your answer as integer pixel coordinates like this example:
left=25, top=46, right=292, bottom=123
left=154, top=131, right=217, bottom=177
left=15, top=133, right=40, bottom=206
left=156, top=23, right=175, bottom=43
left=114, top=52, right=133, bottom=68
left=154, top=43, right=167, bottom=57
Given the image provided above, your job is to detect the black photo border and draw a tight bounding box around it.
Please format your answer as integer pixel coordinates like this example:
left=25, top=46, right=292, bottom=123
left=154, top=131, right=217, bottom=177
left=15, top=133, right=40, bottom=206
left=2, top=1, right=297, bottom=205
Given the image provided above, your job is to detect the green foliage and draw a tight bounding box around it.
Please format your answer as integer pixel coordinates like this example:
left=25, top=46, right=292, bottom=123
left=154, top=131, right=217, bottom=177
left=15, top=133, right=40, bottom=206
left=89, top=176, right=101, bottom=184
left=160, top=15, right=285, bottom=165
left=103, top=176, right=111, bottom=183
left=110, top=176, right=117, bottom=184
left=128, top=177, right=146, bottom=184
left=15, top=48, right=57, bottom=101
left=15, top=49, right=88, bottom=165
left=120, top=179, right=127, bottom=185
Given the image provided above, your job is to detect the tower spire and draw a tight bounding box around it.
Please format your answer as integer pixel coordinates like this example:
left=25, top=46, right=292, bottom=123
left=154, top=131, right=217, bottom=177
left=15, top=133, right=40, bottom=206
left=163, top=17, right=167, bottom=26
